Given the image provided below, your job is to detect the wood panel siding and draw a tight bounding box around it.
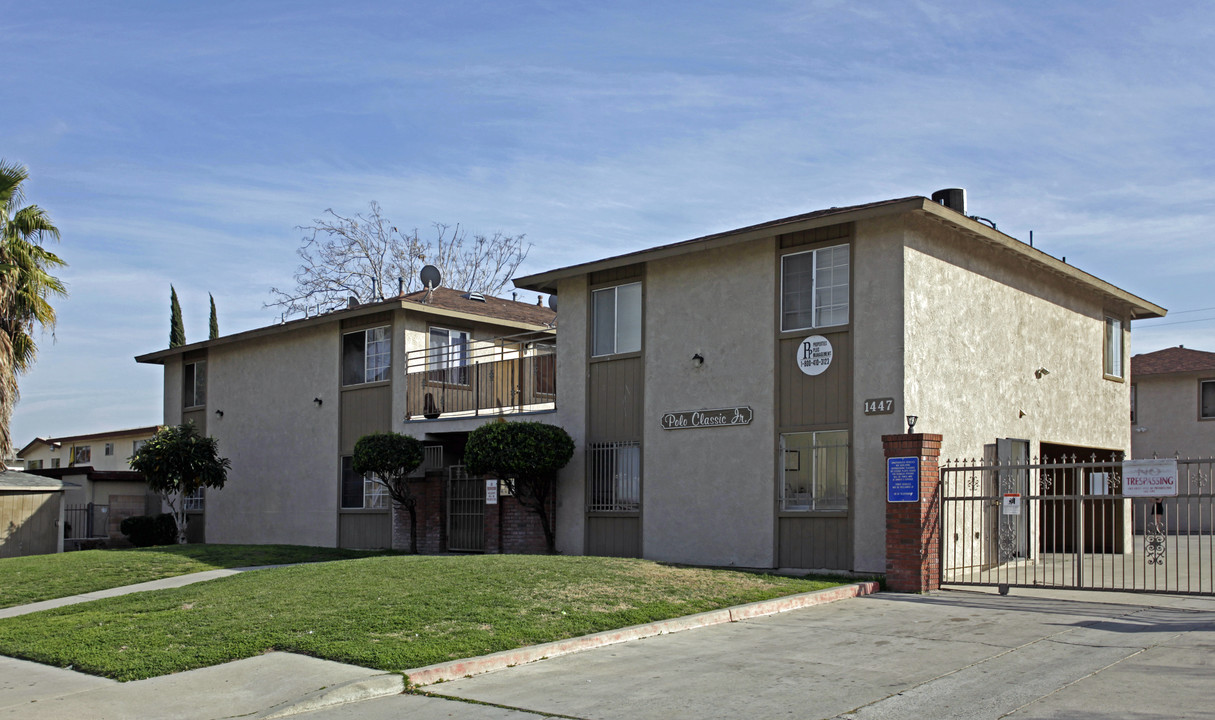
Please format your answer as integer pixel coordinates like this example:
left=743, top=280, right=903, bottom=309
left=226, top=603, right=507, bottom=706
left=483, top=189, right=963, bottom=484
left=340, top=384, right=392, bottom=454
left=779, top=222, right=853, bottom=249
left=182, top=408, right=207, bottom=434
left=777, top=515, right=850, bottom=569
left=588, top=357, right=644, bottom=441
left=589, top=263, right=644, bottom=286
left=338, top=510, right=391, bottom=549
left=341, top=311, right=393, bottom=330
left=0, top=491, right=61, bottom=558
left=586, top=515, right=641, bottom=557
left=777, top=331, right=852, bottom=429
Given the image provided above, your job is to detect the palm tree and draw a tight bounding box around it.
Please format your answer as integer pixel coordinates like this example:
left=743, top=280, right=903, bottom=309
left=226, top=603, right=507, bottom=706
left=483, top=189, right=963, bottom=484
left=0, top=160, right=67, bottom=458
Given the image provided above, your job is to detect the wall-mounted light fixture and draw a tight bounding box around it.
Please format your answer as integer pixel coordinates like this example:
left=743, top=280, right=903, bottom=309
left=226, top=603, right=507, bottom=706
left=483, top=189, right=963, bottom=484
left=313, top=397, right=323, bottom=407
left=692, top=353, right=704, bottom=367
left=1035, top=368, right=1050, bottom=379
left=906, top=415, right=918, bottom=434
left=215, top=410, right=224, bottom=418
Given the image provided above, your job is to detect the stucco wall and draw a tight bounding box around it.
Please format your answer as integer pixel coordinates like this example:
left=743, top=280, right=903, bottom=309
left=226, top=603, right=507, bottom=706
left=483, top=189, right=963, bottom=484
left=1133, top=372, right=1215, bottom=459
left=641, top=240, right=776, bottom=567
left=205, top=324, right=341, bottom=546
left=553, top=275, right=588, bottom=555
left=849, top=216, right=909, bottom=572
left=902, top=213, right=1130, bottom=463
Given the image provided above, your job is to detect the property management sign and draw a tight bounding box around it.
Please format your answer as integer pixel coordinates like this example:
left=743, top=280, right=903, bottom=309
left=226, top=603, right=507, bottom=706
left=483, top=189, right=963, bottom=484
left=661, top=406, right=754, bottom=430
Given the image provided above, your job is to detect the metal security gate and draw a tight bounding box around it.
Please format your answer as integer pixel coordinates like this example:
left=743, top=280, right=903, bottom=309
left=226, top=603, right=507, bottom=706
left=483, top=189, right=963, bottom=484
left=941, top=456, right=1215, bottom=595
left=447, top=465, right=484, bottom=552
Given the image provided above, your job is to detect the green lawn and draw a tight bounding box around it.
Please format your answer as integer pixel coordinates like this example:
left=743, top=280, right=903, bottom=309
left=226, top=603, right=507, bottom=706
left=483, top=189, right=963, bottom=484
left=0, top=545, right=390, bottom=608
left=0, top=554, right=849, bottom=681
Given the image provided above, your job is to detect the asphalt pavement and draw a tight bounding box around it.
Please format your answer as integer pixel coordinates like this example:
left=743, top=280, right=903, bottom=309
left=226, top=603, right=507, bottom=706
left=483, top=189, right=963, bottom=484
left=3, top=572, right=1215, bottom=720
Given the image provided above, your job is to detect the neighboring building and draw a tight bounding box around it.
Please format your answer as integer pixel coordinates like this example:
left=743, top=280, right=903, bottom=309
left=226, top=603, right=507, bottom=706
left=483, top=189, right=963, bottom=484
left=514, top=191, right=1164, bottom=573
left=136, top=287, right=556, bottom=550
left=17, top=426, right=163, bottom=543
left=0, top=470, right=68, bottom=557
left=1130, top=346, right=1215, bottom=460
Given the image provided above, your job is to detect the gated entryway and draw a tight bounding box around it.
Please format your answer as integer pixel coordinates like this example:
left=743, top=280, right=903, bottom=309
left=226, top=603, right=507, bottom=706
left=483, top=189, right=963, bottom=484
left=941, top=456, right=1215, bottom=595
left=447, top=465, right=485, bottom=551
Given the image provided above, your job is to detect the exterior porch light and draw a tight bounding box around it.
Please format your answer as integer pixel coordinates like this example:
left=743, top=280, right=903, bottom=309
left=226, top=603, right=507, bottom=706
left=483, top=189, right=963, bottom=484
left=313, top=397, right=323, bottom=406
left=906, top=415, right=917, bottom=434
left=1035, top=367, right=1050, bottom=379
left=214, top=410, right=224, bottom=418
left=692, top=353, right=704, bottom=367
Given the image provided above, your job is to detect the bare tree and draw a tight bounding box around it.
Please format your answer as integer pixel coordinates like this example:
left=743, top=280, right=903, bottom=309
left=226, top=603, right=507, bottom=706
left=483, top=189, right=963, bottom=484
left=268, top=202, right=531, bottom=318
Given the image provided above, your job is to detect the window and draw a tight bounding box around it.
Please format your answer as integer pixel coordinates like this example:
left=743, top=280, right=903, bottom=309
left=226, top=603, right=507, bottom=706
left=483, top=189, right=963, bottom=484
left=1130, top=384, right=1137, bottom=424
left=587, top=442, right=641, bottom=512
left=51, top=458, right=61, bottom=468
left=340, top=456, right=388, bottom=509
left=534, top=352, right=556, bottom=396
left=780, top=430, right=849, bottom=511
left=184, top=360, right=207, bottom=408
left=72, top=445, right=91, bottom=465
left=343, top=326, right=391, bottom=385
left=781, top=244, right=849, bottom=332
left=592, top=282, right=642, bottom=357
left=1103, top=316, right=1124, bottom=379
left=133, top=439, right=148, bottom=455
left=428, top=327, right=470, bottom=385
left=1202, top=380, right=1215, bottom=420
left=183, top=487, right=205, bottom=511
left=104, top=442, right=114, bottom=456
left=26, top=459, right=43, bottom=470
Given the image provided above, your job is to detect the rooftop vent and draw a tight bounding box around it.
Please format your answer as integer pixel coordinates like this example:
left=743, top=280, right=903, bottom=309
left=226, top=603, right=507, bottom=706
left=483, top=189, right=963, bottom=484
left=462, top=291, right=486, bottom=302
left=931, top=188, right=966, bottom=215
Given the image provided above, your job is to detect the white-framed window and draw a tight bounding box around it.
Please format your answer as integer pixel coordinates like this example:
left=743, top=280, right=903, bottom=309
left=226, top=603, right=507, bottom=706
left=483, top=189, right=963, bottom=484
left=1201, top=380, right=1215, bottom=420
left=183, top=487, right=205, bottom=511
left=1103, top=316, right=1124, bottom=379
left=428, top=327, right=471, bottom=385
left=342, top=326, right=391, bottom=386
left=104, top=442, right=114, bottom=456
left=340, top=456, right=388, bottom=509
left=781, top=244, right=849, bottom=332
left=72, top=445, right=91, bottom=465
left=51, top=458, right=61, bottom=468
left=586, top=441, right=641, bottom=512
left=592, top=282, right=642, bottom=357
left=184, top=360, right=207, bottom=408
left=780, top=430, right=849, bottom=511
left=133, top=438, right=148, bottom=455
left=26, top=459, right=43, bottom=470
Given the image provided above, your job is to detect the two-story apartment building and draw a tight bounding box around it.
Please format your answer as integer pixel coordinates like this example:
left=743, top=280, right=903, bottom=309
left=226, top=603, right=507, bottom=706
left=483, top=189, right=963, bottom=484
left=514, top=191, right=1164, bottom=573
left=1131, top=346, right=1215, bottom=460
left=135, top=287, right=556, bottom=550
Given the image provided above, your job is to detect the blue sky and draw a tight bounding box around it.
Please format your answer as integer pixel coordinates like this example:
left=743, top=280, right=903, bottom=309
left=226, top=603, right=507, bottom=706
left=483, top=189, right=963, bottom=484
left=4, top=1, right=1213, bottom=445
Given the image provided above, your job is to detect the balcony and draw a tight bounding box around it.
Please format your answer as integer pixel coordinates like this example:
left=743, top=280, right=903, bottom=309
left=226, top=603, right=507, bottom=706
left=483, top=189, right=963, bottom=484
left=404, top=331, right=556, bottom=421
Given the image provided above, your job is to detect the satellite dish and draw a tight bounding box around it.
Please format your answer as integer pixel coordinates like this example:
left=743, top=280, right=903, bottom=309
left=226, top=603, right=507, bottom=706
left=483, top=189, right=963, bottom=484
left=547, top=294, right=557, bottom=311
left=419, top=265, right=442, bottom=289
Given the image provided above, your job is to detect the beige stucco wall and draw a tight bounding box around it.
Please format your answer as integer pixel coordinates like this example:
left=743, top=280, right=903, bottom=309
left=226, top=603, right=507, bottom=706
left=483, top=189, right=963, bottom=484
left=1133, top=372, right=1215, bottom=459
left=641, top=240, right=776, bottom=567
left=902, top=213, right=1130, bottom=463
left=849, top=216, right=910, bottom=573
left=552, top=275, right=588, bottom=555
left=204, top=324, right=341, bottom=546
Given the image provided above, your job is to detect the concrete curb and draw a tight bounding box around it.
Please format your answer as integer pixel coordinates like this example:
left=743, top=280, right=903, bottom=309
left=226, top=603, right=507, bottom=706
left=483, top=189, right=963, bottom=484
left=255, top=673, right=406, bottom=719
left=404, top=580, right=879, bottom=687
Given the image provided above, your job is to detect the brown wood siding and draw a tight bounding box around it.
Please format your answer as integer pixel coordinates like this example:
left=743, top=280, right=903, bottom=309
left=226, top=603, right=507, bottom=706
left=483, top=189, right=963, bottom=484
left=589, top=263, right=644, bottom=286
left=588, top=357, right=644, bottom=441
left=779, top=222, right=853, bottom=249
left=341, top=311, right=392, bottom=329
left=0, top=491, right=60, bottom=558
left=586, top=515, right=641, bottom=557
left=777, top=515, right=850, bottom=569
left=182, top=408, right=207, bottom=434
left=777, top=331, right=852, bottom=429
left=338, top=511, right=391, bottom=549
left=340, top=384, right=392, bottom=454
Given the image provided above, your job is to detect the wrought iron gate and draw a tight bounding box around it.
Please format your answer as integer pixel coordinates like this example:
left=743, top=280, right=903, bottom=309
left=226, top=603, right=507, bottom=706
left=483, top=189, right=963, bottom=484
left=941, top=456, right=1215, bottom=595
left=447, top=465, right=485, bottom=552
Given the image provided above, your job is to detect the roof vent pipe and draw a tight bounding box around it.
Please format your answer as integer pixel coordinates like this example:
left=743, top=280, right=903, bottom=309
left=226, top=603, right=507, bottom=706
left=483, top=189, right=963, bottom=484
left=931, top=188, right=966, bottom=215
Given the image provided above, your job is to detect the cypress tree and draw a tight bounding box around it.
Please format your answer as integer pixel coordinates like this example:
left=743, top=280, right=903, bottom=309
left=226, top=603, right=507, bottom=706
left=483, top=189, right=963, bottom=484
left=169, top=285, right=186, bottom=348
left=208, top=293, right=219, bottom=340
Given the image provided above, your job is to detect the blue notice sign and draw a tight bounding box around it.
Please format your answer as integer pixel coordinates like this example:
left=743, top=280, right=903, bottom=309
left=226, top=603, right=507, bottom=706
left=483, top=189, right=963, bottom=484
left=887, top=457, right=920, bottom=503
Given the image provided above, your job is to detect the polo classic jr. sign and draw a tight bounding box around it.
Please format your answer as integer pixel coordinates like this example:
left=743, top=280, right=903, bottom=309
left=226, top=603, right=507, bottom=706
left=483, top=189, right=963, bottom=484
left=797, top=335, right=833, bottom=376
left=661, top=406, right=754, bottom=430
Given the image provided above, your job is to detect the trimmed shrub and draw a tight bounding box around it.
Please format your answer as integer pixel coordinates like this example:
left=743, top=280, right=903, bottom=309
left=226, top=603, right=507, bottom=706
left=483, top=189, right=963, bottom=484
left=119, top=514, right=178, bottom=547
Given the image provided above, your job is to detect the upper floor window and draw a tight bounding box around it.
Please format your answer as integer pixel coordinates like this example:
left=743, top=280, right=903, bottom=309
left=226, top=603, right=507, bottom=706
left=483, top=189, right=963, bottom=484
left=72, top=445, right=91, bottom=465
left=1103, top=316, right=1124, bottom=379
left=592, top=282, right=642, bottom=357
left=428, top=327, right=470, bottom=385
left=104, top=442, right=114, bottom=456
left=184, top=360, right=207, bottom=408
left=1130, top=383, right=1137, bottom=424
left=183, top=487, right=205, bottom=511
left=51, top=458, right=61, bottom=468
left=133, top=438, right=148, bottom=455
left=1202, top=380, right=1215, bottom=420
left=27, top=459, right=43, bottom=470
left=343, top=326, right=390, bottom=386
left=781, top=244, right=849, bottom=332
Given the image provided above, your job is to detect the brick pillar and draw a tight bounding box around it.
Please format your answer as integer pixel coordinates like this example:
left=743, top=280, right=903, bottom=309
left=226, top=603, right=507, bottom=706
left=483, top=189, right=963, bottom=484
left=883, top=433, right=943, bottom=593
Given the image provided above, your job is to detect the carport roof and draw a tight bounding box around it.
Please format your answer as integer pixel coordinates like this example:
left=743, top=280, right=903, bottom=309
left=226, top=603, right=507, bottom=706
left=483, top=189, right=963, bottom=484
left=0, top=469, right=68, bottom=491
